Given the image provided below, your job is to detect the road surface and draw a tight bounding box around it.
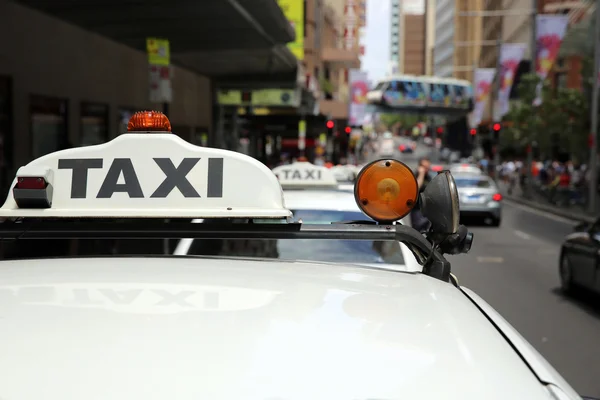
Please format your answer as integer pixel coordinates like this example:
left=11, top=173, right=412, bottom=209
left=365, top=137, right=600, bottom=397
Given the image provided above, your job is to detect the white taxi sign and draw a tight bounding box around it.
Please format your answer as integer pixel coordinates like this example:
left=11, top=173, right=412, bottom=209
left=0, top=134, right=291, bottom=219
left=272, top=162, right=338, bottom=189
left=331, top=165, right=355, bottom=183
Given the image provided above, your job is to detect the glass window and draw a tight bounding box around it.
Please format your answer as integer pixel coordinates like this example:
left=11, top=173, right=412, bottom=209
left=30, top=95, right=68, bottom=158
left=187, top=210, right=405, bottom=265
left=117, top=108, right=136, bottom=135
left=277, top=210, right=405, bottom=265
left=80, top=102, right=108, bottom=146
left=373, top=82, right=388, bottom=90
left=454, top=177, right=492, bottom=188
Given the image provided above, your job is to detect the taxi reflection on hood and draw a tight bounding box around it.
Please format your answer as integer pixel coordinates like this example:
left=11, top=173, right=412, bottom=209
left=0, top=284, right=282, bottom=315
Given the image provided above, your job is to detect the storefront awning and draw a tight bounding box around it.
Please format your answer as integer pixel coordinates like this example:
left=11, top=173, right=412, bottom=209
left=15, top=0, right=298, bottom=78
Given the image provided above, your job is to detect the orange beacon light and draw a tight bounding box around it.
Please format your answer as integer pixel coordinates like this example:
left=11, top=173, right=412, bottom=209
left=354, top=159, right=419, bottom=222
left=127, top=111, right=172, bottom=132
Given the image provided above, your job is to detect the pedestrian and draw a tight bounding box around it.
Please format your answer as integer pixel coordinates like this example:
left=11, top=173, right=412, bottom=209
left=410, top=157, right=432, bottom=232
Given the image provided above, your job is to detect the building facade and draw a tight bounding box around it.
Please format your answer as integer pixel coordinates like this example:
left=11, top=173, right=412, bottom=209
left=403, top=14, right=426, bottom=75
left=318, top=0, right=362, bottom=119
left=433, top=0, right=455, bottom=76
left=425, top=0, right=437, bottom=75
left=433, top=0, right=482, bottom=79
left=479, top=0, right=592, bottom=123
left=388, top=0, right=426, bottom=75
left=390, top=0, right=401, bottom=73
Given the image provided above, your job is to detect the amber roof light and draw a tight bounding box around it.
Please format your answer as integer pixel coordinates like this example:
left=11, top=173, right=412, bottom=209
left=127, top=111, right=172, bottom=132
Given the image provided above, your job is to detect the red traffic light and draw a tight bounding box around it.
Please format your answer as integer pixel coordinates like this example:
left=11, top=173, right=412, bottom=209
left=326, top=120, right=334, bottom=129
left=470, top=129, right=477, bottom=136
left=436, top=127, right=443, bottom=134
left=345, top=126, right=351, bottom=134
left=493, top=123, right=501, bottom=131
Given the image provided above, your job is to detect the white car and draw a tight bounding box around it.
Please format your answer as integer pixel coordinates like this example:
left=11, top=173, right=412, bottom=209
left=379, top=138, right=395, bottom=157
left=0, top=111, right=590, bottom=400
left=449, top=163, right=483, bottom=175
left=178, top=163, right=417, bottom=269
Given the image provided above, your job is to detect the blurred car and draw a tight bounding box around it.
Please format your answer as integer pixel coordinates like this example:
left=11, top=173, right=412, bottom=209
left=379, top=137, right=395, bottom=157
left=449, top=151, right=461, bottom=163
left=428, top=164, right=445, bottom=180
left=559, top=218, right=600, bottom=295
left=449, top=163, right=483, bottom=175
left=331, top=165, right=357, bottom=192
left=398, top=143, right=414, bottom=154
left=454, top=174, right=502, bottom=226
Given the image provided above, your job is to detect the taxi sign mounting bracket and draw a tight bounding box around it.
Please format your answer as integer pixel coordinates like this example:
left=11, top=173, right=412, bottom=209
left=0, top=219, right=451, bottom=281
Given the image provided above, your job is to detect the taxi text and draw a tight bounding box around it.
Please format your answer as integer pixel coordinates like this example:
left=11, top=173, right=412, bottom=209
left=57, top=157, right=224, bottom=199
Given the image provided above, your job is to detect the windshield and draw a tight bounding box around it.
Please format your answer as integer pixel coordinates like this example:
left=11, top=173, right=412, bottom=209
left=185, top=210, right=405, bottom=265
left=276, top=209, right=405, bottom=265
left=454, top=177, right=492, bottom=188
left=373, top=81, right=387, bottom=90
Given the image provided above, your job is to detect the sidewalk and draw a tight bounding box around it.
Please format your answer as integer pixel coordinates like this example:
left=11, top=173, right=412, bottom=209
left=496, top=181, right=598, bottom=223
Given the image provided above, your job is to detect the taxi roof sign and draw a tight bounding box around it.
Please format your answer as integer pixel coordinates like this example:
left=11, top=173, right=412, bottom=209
left=330, top=165, right=355, bottom=183
left=272, top=162, right=338, bottom=189
left=0, top=134, right=290, bottom=219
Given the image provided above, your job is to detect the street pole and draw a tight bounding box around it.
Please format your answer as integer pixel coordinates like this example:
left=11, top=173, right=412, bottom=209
left=588, top=1, right=600, bottom=213
left=525, top=0, right=537, bottom=199
left=492, top=38, right=503, bottom=182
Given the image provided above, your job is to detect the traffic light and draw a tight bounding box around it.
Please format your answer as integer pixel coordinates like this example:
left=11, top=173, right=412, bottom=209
left=436, top=127, right=444, bottom=136
left=492, top=123, right=501, bottom=140
left=345, top=126, right=351, bottom=134
left=326, top=120, right=334, bottom=136
left=470, top=128, right=477, bottom=136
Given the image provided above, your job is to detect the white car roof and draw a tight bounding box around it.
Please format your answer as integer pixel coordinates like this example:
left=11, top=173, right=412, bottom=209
left=0, top=256, right=553, bottom=400
left=284, top=189, right=359, bottom=211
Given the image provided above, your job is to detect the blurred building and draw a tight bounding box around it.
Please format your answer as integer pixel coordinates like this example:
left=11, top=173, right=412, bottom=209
left=317, top=0, right=362, bottom=120
left=425, top=0, right=437, bottom=75
left=390, top=0, right=426, bottom=75
left=479, top=0, right=593, bottom=123
left=432, top=0, right=482, bottom=80
left=390, top=0, right=401, bottom=64
left=545, top=0, right=594, bottom=90
left=232, top=0, right=361, bottom=163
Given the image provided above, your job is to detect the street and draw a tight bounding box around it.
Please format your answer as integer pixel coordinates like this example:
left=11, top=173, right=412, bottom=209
left=367, top=137, right=600, bottom=397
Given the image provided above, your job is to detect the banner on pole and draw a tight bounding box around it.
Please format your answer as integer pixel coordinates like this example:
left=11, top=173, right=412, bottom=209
left=497, top=43, right=527, bottom=118
left=534, top=14, right=569, bottom=105
left=470, top=68, right=496, bottom=128
left=348, top=69, right=369, bottom=126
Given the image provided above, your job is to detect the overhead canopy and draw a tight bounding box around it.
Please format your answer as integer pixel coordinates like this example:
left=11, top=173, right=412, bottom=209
left=15, top=0, right=299, bottom=78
